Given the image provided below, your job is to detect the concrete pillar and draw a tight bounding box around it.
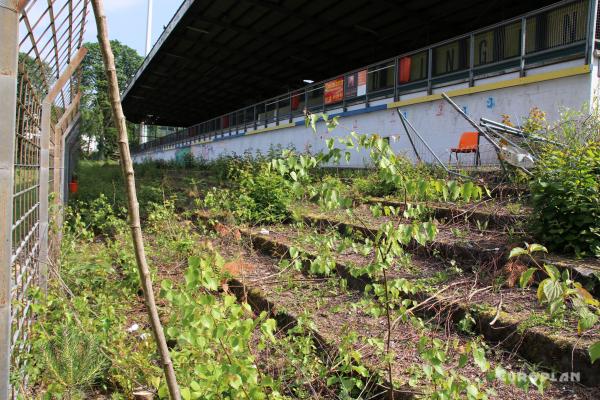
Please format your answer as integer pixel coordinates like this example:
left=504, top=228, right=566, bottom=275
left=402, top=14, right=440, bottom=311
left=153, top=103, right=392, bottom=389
left=0, top=2, right=20, bottom=397
left=140, top=122, right=148, bottom=145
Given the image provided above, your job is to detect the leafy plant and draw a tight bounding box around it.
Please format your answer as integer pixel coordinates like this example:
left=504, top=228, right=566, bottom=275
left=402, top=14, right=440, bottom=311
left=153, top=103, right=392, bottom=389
left=530, top=135, right=600, bottom=257
left=159, top=255, right=282, bottom=399
left=511, top=243, right=600, bottom=362
left=352, top=173, right=400, bottom=198
left=71, top=193, right=127, bottom=237
left=590, top=341, right=600, bottom=364
left=412, top=338, right=548, bottom=399
left=522, top=107, right=547, bottom=134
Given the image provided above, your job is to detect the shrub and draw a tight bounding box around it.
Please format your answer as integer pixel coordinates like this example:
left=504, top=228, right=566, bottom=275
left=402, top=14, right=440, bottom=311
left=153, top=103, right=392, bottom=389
left=204, top=164, right=292, bottom=224
left=71, top=193, right=127, bottom=237
left=42, top=324, right=109, bottom=398
left=237, top=166, right=292, bottom=223
left=352, top=174, right=396, bottom=197
left=530, top=141, right=600, bottom=257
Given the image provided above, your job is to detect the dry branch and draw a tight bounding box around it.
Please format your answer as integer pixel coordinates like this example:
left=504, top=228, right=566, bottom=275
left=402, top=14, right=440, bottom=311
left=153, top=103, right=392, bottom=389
left=89, top=1, right=181, bottom=398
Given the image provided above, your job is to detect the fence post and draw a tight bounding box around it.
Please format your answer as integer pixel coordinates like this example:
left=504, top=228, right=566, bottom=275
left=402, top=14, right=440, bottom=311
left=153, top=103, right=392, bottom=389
left=393, top=58, right=399, bottom=101
left=469, top=33, right=475, bottom=87
left=520, top=17, right=527, bottom=77
left=0, top=2, right=20, bottom=397
left=586, top=0, right=598, bottom=66
left=427, top=47, right=433, bottom=95
left=264, top=103, right=268, bottom=128
left=39, top=100, right=51, bottom=293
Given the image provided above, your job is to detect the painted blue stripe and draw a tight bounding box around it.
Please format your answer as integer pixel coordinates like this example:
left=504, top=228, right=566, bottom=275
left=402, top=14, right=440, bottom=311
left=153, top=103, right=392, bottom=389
left=211, top=132, right=246, bottom=142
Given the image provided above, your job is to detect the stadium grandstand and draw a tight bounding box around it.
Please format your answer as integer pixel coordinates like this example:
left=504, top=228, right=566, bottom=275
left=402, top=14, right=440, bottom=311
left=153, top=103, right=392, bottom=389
left=123, top=0, right=600, bottom=167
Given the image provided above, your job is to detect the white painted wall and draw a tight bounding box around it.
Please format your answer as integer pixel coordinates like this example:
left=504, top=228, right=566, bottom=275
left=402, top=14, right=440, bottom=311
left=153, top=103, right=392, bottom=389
left=590, top=56, right=600, bottom=107
left=134, top=61, right=593, bottom=168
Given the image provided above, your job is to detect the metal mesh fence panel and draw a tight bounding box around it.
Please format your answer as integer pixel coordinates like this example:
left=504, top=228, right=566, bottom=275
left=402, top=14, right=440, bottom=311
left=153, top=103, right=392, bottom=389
left=0, top=1, right=88, bottom=397
left=11, top=65, right=42, bottom=377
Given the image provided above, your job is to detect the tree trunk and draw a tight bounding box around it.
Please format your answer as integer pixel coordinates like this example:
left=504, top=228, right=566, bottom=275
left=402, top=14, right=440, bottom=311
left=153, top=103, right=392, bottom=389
left=89, top=1, right=181, bottom=399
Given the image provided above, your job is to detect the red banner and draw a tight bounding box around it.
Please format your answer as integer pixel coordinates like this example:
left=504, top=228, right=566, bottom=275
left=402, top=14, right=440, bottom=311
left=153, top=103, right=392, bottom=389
left=291, top=93, right=301, bottom=110
left=324, top=77, right=344, bottom=105
left=399, top=57, right=412, bottom=83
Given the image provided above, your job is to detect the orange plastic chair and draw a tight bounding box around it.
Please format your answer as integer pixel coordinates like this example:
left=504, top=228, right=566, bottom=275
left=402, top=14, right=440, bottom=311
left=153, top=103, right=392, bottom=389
left=449, top=132, right=479, bottom=165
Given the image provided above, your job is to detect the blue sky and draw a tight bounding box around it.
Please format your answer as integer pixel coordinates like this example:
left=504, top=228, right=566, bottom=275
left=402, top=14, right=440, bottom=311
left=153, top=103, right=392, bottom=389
left=84, top=0, right=183, bottom=56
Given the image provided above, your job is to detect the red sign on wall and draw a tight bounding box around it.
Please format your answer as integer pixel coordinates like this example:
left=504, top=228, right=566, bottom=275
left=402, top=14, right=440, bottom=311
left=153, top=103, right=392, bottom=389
left=324, top=77, right=344, bottom=105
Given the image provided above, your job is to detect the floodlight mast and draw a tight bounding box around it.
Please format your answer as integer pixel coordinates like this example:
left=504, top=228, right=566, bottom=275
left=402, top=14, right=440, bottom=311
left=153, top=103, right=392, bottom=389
left=145, top=0, right=153, bottom=56
left=140, top=0, right=153, bottom=145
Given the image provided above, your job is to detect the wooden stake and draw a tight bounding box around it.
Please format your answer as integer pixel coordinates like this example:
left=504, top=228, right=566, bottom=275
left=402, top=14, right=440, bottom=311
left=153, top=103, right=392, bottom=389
left=89, top=1, right=181, bottom=399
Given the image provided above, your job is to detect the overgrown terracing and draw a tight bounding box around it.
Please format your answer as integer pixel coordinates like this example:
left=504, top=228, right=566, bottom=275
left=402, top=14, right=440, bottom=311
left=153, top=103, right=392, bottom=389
left=196, top=209, right=600, bottom=387
left=197, top=218, right=600, bottom=399
left=189, top=114, right=600, bottom=397
left=27, top=112, right=600, bottom=399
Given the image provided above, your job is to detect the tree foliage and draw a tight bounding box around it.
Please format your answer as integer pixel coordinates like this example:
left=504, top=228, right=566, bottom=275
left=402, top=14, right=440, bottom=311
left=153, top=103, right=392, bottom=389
left=18, top=52, right=54, bottom=94
left=81, top=40, right=143, bottom=159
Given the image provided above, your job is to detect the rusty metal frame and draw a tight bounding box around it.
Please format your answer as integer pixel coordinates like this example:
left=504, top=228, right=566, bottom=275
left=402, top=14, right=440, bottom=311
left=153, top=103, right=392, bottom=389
left=0, top=0, right=88, bottom=397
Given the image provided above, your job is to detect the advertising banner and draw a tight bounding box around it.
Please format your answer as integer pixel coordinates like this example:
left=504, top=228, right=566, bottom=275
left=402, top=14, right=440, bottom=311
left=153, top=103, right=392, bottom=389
left=357, top=69, right=367, bottom=96
left=345, top=70, right=367, bottom=98
left=324, top=77, right=344, bottom=104
left=291, top=93, right=301, bottom=110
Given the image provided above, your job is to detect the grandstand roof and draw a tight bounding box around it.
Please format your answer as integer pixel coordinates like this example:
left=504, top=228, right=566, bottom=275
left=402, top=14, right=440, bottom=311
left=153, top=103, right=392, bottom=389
left=122, top=0, right=557, bottom=127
